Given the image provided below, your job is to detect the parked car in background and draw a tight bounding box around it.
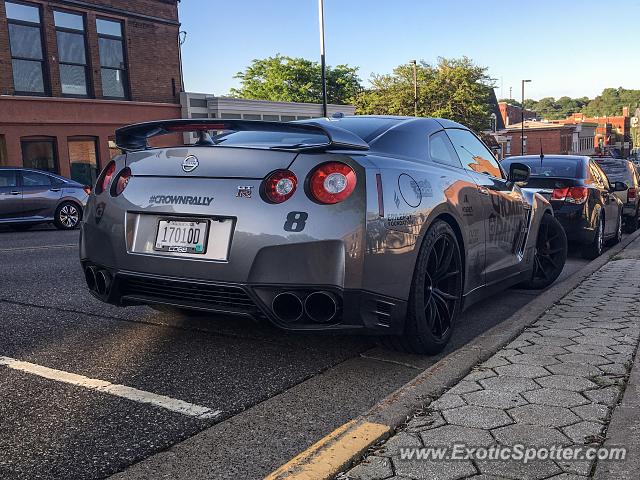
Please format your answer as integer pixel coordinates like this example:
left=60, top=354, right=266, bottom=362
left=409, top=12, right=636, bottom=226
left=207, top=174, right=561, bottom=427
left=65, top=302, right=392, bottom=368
left=593, top=157, right=640, bottom=232
left=502, top=155, right=625, bottom=259
left=0, top=168, right=89, bottom=231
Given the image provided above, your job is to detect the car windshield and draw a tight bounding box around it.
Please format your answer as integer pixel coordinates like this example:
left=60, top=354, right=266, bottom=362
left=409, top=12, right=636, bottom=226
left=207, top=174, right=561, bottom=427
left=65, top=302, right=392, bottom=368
left=503, top=158, right=583, bottom=179
left=594, top=159, right=631, bottom=182
left=211, top=129, right=329, bottom=147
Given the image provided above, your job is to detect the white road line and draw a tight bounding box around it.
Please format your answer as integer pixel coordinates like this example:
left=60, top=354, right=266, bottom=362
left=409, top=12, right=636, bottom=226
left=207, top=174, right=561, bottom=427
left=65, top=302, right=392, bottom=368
left=0, top=355, right=221, bottom=420
left=0, top=244, right=76, bottom=253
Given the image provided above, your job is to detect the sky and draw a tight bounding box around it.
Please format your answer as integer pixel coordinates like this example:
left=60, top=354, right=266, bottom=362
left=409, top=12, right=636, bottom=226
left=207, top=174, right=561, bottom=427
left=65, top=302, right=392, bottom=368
left=179, top=0, right=640, bottom=101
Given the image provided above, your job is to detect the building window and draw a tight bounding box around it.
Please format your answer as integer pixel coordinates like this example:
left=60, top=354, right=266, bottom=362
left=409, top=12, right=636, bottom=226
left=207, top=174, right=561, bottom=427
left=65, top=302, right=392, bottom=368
left=242, top=114, right=261, bottom=120
left=221, top=113, right=242, bottom=119
left=97, top=18, right=128, bottom=99
left=263, top=115, right=279, bottom=121
left=189, top=98, right=208, bottom=108
left=281, top=115, right=296, bottom=122
left=68, top=137, right=98, bottom=186
left=21, top=138, right=58, bottom=173
left=5, top=1, right=47, bottom=95
left=0, top=135, right=7, bottom=166
left=54, top=11, right=89, bottom=97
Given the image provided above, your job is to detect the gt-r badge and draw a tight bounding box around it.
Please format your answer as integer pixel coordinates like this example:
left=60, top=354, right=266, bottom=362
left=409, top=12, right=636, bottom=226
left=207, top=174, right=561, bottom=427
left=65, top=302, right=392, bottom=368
left=236, top=186, right=253, bottom=198
left=182, top=155, right=199, bottom=172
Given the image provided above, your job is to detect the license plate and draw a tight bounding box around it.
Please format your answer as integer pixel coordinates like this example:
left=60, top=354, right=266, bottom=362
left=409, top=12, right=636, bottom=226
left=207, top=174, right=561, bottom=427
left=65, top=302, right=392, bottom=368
left=154, top=219, right=209, bottom=254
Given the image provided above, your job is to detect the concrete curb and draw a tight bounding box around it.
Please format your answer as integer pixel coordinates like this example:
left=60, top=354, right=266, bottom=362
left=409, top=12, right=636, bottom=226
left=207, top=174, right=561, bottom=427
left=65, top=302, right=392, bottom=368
left=267, top=229, right=640, bottom=480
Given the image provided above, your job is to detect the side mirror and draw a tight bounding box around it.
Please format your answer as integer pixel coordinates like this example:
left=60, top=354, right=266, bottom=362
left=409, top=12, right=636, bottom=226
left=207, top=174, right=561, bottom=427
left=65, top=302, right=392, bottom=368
left=613, top=181, right=629, bottom=192
left=508, top=162, right=531, bottom=184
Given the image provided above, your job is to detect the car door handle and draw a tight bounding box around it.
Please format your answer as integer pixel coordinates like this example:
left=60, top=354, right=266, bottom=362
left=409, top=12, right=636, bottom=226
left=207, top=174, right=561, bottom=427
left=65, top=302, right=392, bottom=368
left=477, top=186, right=490, bottom=196
left=50, top=188, right=61, bottom=192
left=10, top=190, right=20, bottom=195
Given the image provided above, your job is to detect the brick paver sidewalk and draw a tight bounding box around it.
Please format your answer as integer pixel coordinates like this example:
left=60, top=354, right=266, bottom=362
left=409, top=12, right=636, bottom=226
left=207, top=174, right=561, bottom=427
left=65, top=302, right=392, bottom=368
left=342, top=253, right=640, bottom=480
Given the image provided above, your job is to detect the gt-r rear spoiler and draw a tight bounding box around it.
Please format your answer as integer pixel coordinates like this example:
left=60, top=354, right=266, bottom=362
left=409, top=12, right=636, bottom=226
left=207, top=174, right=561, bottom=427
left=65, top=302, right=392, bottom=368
left=115, top=119, right=370, bottom=152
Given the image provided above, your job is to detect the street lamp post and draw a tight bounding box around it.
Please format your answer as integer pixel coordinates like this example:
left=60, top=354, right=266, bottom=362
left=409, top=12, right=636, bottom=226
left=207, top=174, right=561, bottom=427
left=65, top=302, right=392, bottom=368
left=521, top=79, right=531, bottom=154
left=318, top=0, right=328, bottom=117
left=411, top=60, right=418, bottom=117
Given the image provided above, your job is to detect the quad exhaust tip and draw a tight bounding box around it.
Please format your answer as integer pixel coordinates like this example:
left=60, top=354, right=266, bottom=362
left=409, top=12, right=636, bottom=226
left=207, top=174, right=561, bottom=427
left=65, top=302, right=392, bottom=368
left=272, top=292, right=304, bottom=323
left=85, top=265, right=112, bottom=297
left=272, top=290, right=341, bottom=324
left=96, top=269, right=112, bottom=296
left=84, top=266, right=98, bottom=292
left=304, top=291, right=339, bottom=323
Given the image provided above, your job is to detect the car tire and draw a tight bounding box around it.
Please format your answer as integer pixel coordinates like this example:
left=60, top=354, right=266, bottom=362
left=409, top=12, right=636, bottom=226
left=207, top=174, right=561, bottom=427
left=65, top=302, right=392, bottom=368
left=582, top=213, right=604, bottom=259
left=8, top=224, right=33, bottom=232
left=379, top=220, right=463, bottom=355
left=625, top=210, right=639, bottom=233
left=520, top=214, right=567, bottom=290
left=54, top=201, right=81, bottom=230
left=606, top=210, right=623, bottom=247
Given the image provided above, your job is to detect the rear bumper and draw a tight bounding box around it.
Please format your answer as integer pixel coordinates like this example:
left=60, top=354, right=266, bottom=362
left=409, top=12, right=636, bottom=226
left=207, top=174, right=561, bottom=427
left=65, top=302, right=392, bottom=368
left=81, top=264, right=407, bottom=335
left=553, top=205, right=594, bottom=244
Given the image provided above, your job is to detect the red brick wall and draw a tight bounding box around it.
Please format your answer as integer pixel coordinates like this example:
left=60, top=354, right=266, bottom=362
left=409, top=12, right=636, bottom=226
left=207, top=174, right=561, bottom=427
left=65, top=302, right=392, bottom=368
left=0, top=0, right=181, bottom=103
left=499, top=102, right=538, bottom=127
left=0, top=96, right=181, bottom=176
left=507, top=128, right=573, bottom=156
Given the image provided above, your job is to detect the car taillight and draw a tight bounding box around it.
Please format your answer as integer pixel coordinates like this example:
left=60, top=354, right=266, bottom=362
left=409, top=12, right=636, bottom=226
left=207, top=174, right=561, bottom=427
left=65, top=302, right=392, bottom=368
left=96, top=161, right=116, bottom=194
left=111, top=167, right=131, bottom=196
left=263, top=170, right=297, bottom=203
left=552, top=186, right=588, bottom=204
left=628, top=187, right=637, bottom=202
left=308, top=162, right=356, bottom=204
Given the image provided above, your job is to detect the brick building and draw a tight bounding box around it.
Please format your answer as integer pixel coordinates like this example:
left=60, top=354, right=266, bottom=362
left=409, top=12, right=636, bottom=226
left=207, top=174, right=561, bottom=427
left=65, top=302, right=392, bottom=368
left=501, top=121, right=576, bottom=157
left=556, top=110, right=632, bottom=157
left=0, top=0, right=182, bottom=185
left=498, top=101, right=538, bottom=127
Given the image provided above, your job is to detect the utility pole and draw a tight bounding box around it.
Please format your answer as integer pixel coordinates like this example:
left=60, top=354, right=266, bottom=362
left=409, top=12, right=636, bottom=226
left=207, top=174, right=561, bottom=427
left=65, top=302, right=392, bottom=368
left=509, top=86, right=512, bottom=99
left=318, top=0, right=328, bottom=117
left=521, top=79, right=531, bottom=154
left=177, top=31, right=187, bottom=95
left=411, top=60, right=418, bottom=116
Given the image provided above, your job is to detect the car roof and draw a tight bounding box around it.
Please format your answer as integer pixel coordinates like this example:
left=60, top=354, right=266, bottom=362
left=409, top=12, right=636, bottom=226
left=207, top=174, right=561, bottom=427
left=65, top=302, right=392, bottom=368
left=0, top=167, right=80, bottom=184
left=301, top=115, right=469, bottom=143
left=504, top=155, right=590, bottom=165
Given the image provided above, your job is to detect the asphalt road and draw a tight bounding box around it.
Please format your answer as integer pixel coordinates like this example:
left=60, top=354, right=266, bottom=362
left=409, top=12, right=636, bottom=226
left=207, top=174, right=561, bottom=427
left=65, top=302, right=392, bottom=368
left=0, top=224, right=593, bottom=479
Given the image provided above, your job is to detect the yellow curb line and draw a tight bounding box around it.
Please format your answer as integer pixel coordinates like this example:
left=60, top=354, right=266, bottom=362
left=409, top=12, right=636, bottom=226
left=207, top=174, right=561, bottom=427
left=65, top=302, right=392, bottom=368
left=265, top=420, right=391, bottom=480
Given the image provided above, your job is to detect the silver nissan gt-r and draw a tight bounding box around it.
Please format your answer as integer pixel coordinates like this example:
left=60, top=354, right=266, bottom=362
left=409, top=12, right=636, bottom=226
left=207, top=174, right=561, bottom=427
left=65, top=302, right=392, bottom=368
left=80, top=116, right=567, bottom=354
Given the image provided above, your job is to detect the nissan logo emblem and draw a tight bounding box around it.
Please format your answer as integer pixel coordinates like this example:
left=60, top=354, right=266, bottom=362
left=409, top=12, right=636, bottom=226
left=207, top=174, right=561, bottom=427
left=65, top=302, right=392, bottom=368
left=182, top=155, right=199, bottom=173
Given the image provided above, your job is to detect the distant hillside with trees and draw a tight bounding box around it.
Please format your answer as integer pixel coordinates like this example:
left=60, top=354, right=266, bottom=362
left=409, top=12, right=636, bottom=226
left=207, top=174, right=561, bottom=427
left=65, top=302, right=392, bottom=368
left=500, top=88, right=640, bottom=120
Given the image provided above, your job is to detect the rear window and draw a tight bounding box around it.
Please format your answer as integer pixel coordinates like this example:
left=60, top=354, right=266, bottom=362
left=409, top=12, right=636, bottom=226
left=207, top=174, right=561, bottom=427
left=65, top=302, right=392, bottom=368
left=212, top=129, right=329, bottom=148
left=502, top=158, right=583, bottom=179
left=594, top=159, right=632, bottom=182
left=301, top=117, right=402, bottom=142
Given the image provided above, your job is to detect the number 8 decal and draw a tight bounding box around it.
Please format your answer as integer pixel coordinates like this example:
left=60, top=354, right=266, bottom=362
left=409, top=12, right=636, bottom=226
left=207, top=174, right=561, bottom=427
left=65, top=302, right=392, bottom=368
left=284, top=211, right=308, bottom=232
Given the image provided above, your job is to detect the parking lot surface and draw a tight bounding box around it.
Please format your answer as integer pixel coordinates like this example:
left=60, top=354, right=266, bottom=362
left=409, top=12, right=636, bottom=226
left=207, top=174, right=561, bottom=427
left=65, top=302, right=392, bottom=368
left=0, top=225, right=592, bottom=479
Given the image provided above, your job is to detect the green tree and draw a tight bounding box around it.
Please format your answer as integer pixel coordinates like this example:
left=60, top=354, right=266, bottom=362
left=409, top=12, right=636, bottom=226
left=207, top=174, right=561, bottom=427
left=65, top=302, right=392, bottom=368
left=229, top=54, right=361, bottom=105
left=582, top=88, right=640, bottom=116
left=354, top=57, right=494, bottom=132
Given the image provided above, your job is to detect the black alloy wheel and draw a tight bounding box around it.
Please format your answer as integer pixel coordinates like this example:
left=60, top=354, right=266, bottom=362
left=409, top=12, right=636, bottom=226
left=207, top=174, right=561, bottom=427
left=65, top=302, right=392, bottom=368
left=625, top=207, right=639, bottom=233
left=521, top=214, right=567, bottom=289
left=583, top=213, right=604, bottom=260
left=606, top=210, right=623, bottom=246
left=382, top=220, right=463, bottom=355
